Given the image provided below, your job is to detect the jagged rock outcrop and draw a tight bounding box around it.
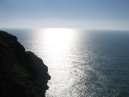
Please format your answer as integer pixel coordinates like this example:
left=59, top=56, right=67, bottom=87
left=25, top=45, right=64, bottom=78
left=0, top=30, right=51, bottom=97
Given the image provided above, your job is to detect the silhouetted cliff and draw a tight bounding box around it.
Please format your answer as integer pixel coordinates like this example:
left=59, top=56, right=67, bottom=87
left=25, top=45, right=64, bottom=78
left=0, top=30, right=50, bottom=97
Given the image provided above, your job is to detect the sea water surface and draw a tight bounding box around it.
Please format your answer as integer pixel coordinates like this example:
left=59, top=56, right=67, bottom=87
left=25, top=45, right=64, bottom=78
left=4, top=29, right=129, bottom=97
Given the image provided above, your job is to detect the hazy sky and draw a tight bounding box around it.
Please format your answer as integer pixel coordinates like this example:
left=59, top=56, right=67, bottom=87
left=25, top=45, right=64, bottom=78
left=0, top=0, right=129, bottom=30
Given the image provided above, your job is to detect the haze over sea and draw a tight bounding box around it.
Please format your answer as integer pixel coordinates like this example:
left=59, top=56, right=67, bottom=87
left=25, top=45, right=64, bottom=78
left=4, top=28, right=129, bottom=97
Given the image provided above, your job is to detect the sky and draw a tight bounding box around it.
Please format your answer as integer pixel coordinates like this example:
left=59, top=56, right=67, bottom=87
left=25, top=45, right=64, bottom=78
left=0, top=0, right=129, bottom=30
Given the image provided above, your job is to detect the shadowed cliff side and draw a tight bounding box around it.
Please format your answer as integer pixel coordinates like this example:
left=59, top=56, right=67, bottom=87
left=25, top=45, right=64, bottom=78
left=0, top=30, right=51, bottom=97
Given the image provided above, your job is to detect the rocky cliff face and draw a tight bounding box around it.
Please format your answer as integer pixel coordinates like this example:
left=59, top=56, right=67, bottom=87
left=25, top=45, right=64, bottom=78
left=0, top=30, right=51, bottom=97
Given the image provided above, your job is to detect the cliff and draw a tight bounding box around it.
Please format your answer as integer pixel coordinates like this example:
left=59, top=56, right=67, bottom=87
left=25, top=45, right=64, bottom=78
left=0, top=30, right=51, bottom=97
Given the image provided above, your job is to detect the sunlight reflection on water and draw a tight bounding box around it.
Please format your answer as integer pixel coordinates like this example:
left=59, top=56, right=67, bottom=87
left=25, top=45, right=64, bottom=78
left=37, top=28, right=82, bottom=97
left=28, top=28, right=90, bottom=97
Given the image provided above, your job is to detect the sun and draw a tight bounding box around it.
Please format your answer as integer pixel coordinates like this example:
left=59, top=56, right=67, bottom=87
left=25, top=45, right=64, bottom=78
left=43, top=28, right=76, bottom=44
left=44, top=28, right=76, bottom=33
left=39, top=28, right=76, bottom=54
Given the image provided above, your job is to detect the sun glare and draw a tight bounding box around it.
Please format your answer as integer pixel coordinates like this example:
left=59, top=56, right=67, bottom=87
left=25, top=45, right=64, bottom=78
left=44, top=28, right=76, bottom=33
left=43, top=28, right=76, bottom=45
left=43, top=28, right=76, bottom=41
left=41, top=28, right=76, bottom=57
left=42, top=28, right=76, bottom=95
left=35, top=28, right=78, bottom=96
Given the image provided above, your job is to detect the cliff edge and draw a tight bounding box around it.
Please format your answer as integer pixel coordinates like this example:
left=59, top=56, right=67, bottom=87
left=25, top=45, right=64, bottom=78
left=0, top=30, right=51, bottom=97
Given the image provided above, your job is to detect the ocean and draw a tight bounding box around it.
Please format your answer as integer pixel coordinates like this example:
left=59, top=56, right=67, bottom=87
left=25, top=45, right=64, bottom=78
left=3, top=29, right=129, bottom=97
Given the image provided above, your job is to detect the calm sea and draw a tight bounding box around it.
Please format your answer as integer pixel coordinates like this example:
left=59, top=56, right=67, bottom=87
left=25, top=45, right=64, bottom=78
left=3, top=29, right=129, bottom=97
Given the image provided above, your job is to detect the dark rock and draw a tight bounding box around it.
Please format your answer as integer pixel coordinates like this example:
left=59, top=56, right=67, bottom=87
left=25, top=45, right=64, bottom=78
left=0, top=30, right=51, bottom=97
